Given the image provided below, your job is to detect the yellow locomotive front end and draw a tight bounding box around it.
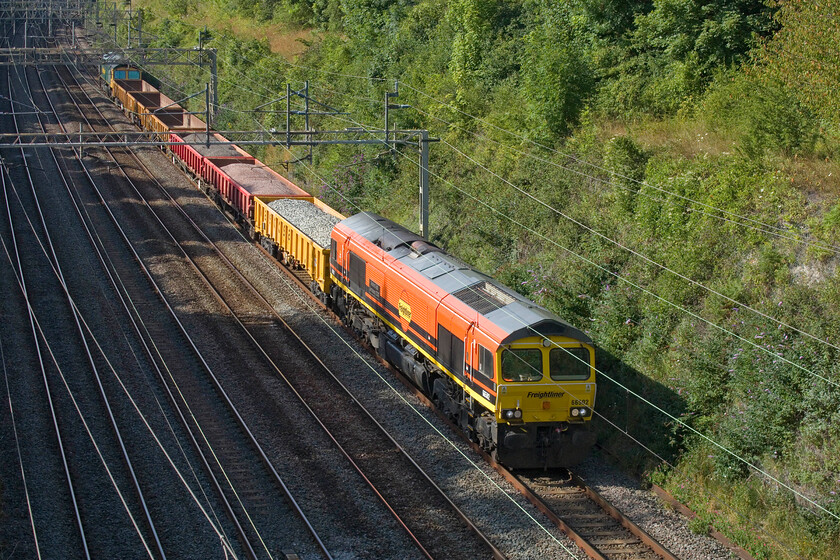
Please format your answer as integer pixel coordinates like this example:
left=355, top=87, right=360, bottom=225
left=492, top=335, right=597, bottom=468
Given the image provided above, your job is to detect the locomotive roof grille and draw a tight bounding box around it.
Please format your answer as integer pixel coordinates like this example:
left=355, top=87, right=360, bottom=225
left=452, top=282, right=515, bottom=314
left=376, top=229, right=441, bottom=255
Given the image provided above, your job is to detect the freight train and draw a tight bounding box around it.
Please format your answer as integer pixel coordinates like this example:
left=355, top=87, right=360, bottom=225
left=100, top=62, right=597, bottom=468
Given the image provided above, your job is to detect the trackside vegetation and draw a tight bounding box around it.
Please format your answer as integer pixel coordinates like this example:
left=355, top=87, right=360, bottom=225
left=112, top=0, right=840, bottom=557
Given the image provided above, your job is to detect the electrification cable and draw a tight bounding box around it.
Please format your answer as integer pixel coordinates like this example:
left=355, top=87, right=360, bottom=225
left=84, top=21, right=840, bottom=532
left=310, top=106, right=840, bottom=519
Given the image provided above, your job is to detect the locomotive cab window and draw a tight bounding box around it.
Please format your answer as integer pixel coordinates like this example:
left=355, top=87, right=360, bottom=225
left=501, top=348, right=543, bottom=382
left=549, top=346, right=591, bottom=380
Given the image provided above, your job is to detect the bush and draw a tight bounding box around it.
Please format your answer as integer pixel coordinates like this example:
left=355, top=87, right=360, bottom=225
left=702, top=75, right=820, bottom=158
left=603, top=135, right=648, bottom=214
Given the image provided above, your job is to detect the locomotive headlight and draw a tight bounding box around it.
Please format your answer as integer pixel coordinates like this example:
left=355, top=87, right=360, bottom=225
left=502, top=409, right=523, bottom=421
left=570, top=407, right=591, bottom=418
left=571, top=408, right=580, bottom=417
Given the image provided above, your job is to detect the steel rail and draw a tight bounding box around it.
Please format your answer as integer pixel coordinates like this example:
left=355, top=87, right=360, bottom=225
left=23, top=55, right=166, bottom=560
left=55, top=62, right=331, bottom=560
left=47, top=66, right=267, bottom=560
left=568, top=472, right=677, bottom=560
left=649, top=484, right=755, bottom=560
left=29, top=66, right=244, bottom=560
left=2, top=64, right=91, bottom=560
left=64, top=59, right=505, bottom=560
left=0, top=337, right=43, bottom=558
left=0, top=166, right=52, bottom=560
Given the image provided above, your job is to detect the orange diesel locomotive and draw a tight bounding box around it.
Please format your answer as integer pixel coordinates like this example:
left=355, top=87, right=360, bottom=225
left=330, top=213, right=597, bottom=468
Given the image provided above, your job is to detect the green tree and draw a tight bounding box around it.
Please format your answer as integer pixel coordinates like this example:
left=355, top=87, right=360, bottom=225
left=597, top=0, right=777, bottom=115
left=578, top=0, right=654, bottom=39
left=521, top=4, right=594, bottom=137
left=448, top=0, right=501, bottom=107
left=752, top=0, right=840, bottom=129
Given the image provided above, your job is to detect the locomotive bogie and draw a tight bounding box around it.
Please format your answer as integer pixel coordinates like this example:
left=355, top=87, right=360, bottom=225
left=494, top=423, right=597, bottom=468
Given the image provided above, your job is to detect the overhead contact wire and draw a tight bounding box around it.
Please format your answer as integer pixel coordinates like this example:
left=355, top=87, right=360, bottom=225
left=311, top=108, right=837, bottom=517
left=92, top=23, right=830, bottom=528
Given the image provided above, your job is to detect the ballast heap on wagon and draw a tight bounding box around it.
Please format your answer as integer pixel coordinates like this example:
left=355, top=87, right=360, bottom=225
left=330, top=213, right=597, bottom=468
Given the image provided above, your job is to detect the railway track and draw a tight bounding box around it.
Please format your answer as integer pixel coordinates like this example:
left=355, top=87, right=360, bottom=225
left=512, top=470, right=677, bottom=560
left=44, top=61, right=337, bottom=560
left=52, top=54, right=506, bottom=559
left=0, top=70, right=95, bottom=557
left=1, top=34, right=161, bottom=559
left=0, top=25, right=343, bottom=558
left=0, top=28, right=230, bottom=558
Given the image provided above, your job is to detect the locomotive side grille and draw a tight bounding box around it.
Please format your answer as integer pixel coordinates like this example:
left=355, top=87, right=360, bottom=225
left=453, top=282, right=515, bottom=315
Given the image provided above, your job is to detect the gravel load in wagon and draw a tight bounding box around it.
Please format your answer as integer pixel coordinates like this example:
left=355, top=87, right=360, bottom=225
left=182, top=133, right=243, bottom=158
left=223, top=163, right=308, bottom=196
left=267, top=199, right=341, bottom=248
